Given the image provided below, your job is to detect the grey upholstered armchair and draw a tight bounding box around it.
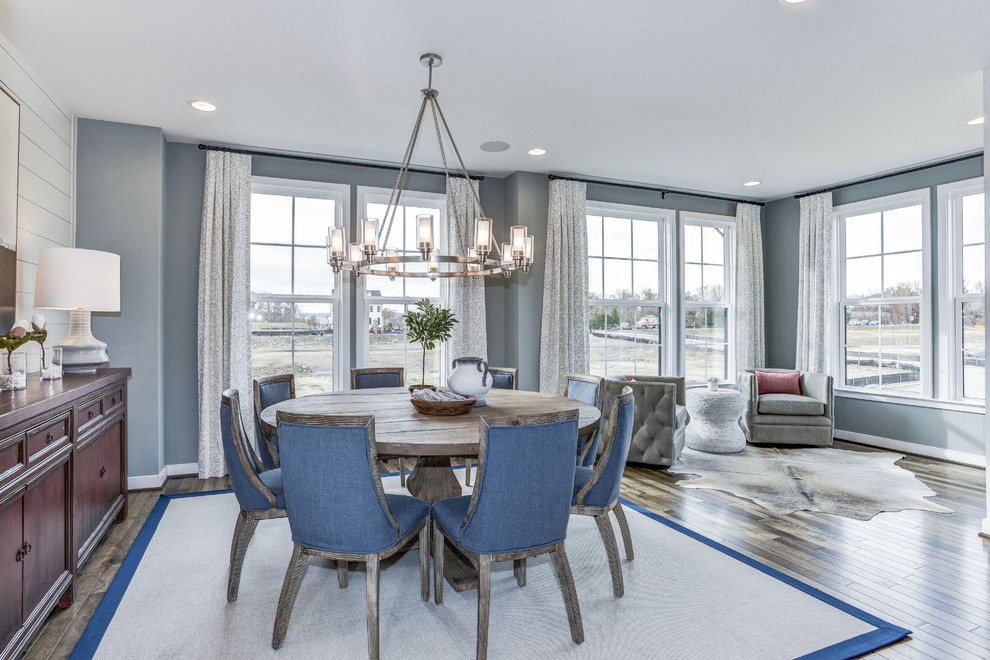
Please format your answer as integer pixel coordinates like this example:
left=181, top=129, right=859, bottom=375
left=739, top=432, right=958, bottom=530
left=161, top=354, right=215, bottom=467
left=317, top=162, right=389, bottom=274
left=601, top=376, right=687, bottom=468
left=737, top=369, right=834, bottom=447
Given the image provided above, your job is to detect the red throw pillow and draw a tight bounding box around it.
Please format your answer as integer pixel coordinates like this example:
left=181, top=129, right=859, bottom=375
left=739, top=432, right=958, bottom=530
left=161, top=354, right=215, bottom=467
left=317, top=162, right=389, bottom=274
left=754, top=370, right=801, bottom=396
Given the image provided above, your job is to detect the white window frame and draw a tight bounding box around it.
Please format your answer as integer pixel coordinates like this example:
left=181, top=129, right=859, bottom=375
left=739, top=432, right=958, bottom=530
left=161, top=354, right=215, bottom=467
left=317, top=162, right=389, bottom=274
left=679, top=211, right=735, bottom=385
left=586, top=201, right=675, bottom=378
left=355, top=186, right=447, bottom=382
left=249, top=176, right=351, bottom=390
left=937, top=177, right=985, bottom=402
left=832, top=188, right=932, bottom=399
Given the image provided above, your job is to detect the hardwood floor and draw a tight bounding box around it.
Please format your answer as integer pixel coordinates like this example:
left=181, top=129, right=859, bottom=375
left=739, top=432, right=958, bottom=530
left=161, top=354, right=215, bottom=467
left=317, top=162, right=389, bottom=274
left=23, top=444, right=990, bottom=659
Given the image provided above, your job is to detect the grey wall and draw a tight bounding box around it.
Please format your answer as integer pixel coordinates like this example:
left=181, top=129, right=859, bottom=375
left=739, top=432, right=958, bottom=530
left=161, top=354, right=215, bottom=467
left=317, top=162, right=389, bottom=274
left=76, top=119, right=166, bottom=478
left=163, top=142, right=205, bottom=466
left=760, top=156, right=985, bottom=457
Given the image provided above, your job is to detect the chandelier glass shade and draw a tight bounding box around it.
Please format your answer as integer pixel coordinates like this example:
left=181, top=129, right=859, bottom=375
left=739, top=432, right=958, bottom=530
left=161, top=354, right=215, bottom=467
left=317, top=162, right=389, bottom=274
left=326, top=53, right=534, bottom=281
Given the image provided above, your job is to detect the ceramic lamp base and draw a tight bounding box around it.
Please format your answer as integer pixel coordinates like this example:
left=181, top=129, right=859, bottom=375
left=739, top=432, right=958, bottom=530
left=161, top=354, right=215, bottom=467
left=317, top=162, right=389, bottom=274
left=56, top=309, right=110, bottom=373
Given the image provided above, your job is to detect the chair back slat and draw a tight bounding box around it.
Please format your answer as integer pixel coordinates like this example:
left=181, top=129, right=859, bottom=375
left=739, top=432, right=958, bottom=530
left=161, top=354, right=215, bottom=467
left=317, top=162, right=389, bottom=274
left=461, top=411, right=579, bottom=554
left=578, top=388, right=635, bottom=507
left=253, top=375, right=294, bottom=470
left=220, top=389, right=274, bottom=511
left=352, top=367, right=404, bottom=389
left=488, top=367, right=518, bottom=390
left=276, top=413, right=400, bottom=554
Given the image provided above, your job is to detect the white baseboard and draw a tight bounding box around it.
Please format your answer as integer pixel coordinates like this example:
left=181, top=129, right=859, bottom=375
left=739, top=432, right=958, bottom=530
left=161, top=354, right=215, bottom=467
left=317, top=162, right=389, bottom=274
left=127, top=462, right=200, bottom=490
left=834, top=429, right=986, bottom=468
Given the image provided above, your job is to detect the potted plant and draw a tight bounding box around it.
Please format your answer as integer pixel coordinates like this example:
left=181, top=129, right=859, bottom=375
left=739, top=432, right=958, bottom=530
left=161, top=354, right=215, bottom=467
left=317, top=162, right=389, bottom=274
left=404, top=298, right=457, bottom=391
left=707, top=376, right=720, bottom=392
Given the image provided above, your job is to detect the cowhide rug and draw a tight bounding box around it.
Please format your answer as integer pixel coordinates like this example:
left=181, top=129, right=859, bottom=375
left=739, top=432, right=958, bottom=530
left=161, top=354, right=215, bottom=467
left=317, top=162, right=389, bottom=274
left=668, top=446, right=953, bottom=520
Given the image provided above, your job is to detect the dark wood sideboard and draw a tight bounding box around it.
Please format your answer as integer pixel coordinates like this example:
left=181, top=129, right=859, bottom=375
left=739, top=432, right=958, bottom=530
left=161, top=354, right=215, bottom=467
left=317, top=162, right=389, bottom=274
left=0, top=368, right=130, bottom=660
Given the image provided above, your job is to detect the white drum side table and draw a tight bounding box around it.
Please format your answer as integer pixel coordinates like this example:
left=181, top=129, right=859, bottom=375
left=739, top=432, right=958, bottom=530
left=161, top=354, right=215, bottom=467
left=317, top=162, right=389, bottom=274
left=685, top=388, right=747, bottom=453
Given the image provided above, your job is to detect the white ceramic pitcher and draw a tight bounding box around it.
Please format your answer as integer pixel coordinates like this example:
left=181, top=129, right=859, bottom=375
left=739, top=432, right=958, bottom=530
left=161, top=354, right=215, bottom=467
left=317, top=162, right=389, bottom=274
left=448, top=357, right=492, bottom=406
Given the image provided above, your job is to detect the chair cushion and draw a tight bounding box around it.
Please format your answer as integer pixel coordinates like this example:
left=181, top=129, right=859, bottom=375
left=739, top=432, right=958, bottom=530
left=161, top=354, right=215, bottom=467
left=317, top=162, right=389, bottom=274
left=758, top=393, right=825, bottom=416
left=572, top=466, right=594, bottom=504
left=384, top=494, right=430, bottom=538
left=431, top=495, right=472, bottom=542
left=754, top=370, right=801, bottom=395
left=258, top=468, right=286, bottom=509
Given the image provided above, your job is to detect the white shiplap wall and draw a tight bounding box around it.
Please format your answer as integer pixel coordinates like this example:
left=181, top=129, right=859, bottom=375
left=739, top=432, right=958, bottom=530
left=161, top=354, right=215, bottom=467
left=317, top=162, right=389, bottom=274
left=0, top=31, right=73, bottom=371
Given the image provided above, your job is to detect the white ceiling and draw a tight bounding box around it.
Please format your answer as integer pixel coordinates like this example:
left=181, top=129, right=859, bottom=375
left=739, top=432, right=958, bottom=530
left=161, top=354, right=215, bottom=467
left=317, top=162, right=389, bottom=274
left=1, top=0, right=988, bottom=200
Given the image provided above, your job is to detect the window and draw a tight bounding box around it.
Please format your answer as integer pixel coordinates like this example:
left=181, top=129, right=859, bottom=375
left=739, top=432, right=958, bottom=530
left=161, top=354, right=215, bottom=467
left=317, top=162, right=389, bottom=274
left=938, top=178, right=985, bottom=401
left=586, top=203, right=673, bottom=379
left=356, top=187, right=445, bottom=385
left=682, top=213, right=734, bottom=384
left=834, top=189, right=931, bottom=396
left=249, top=178, right=349, bottom=396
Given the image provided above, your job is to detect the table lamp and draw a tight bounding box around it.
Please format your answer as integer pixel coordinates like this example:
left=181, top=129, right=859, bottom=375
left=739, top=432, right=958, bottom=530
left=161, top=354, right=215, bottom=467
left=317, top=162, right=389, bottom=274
left=34, top=247, right=121, bottom=373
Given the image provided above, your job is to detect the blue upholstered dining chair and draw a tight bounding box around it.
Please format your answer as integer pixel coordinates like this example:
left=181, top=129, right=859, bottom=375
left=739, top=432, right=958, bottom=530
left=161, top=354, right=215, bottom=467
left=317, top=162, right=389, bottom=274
left=564, top=373, right=605, bottom=467
left=253, top=374, right=295, bottom=470
left=350, top=367, right=410, bottom=485
left=572, top=386, right=636, bottom=597
left=351, top=367, right=404, bottom=389
left=271, top=412, right=431, bottom=658
left=431, top=410, right=585, bottom=659
left=219, top=389, right=287, bottom=603
left=487, top=367, right=518, bottom=390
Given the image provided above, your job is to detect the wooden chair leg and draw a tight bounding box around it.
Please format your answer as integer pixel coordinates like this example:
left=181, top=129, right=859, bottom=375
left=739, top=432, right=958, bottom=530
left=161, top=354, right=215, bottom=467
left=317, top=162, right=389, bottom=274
left=337, top=561, right=349, bottom=588
left=272, top=544, right=308, bottom=650
left=595, top=513, right=624, bottom=597
left=513, top=558, right=527, bottom=587
left=228, top=510, right=246, bottom=565
left=366, top=554, right=380, bottom=660
left=227, top=513, right=258, bottom=603
left=419, top=524, right=430, bottom=601
left=477, top=554, right=492, bottom=660
left=551, top=542, right=585, bottom=644
left=464, top=459, right=472, bottom=487
left=433, top=521, right=445, bottom=605
left=613, top=502, right=634, bottom=560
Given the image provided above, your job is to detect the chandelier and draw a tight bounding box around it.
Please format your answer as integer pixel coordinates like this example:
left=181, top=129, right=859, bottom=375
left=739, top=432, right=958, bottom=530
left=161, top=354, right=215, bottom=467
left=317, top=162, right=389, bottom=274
left=327, top=53, right=534, bottom=280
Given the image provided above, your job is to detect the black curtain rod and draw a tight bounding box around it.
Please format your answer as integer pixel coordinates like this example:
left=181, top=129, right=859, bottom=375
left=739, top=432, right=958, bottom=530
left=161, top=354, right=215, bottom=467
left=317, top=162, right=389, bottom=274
left=793, top=152, right=983, bottom=200
left=198, top=143, right=485, bottom=181
left=547, top=174, right=764, bottom=207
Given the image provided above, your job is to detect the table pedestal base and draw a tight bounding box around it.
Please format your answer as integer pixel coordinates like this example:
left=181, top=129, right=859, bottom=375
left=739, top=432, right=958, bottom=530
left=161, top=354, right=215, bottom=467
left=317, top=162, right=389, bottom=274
left=406, top=456, right=462, bottom=503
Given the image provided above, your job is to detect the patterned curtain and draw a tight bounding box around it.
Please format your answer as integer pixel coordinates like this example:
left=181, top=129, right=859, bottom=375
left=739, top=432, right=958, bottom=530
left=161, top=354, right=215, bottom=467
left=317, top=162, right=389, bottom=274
left=796, top=192, right=834, bottom=374
left=197, top=151, right=252, bottom=478
left=734, top=203, right=765, bottom=371
left=443, top=177, right=487, bottom=369
left=539, top=179, right=589, bottom=393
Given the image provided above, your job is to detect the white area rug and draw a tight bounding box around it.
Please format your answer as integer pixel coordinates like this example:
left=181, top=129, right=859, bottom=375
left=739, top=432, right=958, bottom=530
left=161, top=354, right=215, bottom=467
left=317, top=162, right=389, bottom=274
left=669, top=446, right=953, bottom=520
left=71, top=471, right=908, bottom=659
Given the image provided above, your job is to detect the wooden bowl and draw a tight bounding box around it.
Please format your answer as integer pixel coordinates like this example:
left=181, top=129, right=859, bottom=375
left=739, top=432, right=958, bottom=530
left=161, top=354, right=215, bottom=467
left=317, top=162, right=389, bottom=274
left=411, top=395, right=477, bottom=416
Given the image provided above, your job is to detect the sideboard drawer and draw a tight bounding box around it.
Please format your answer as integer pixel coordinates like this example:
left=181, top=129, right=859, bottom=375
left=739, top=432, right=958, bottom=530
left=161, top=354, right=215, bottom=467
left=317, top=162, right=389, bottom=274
left=76, top=397, right=104, bottom=434
left=103, top=387, right=124, bottom=413
left=0, top=436, right=23, bottom=483
left=26, top=414, right=70, bottom=463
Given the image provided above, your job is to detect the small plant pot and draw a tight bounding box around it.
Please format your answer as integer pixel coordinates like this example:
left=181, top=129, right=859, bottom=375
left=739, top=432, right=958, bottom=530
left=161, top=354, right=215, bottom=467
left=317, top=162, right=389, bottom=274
left=707, top=382, right=719, bottom=392
left=409, top=384, right=437, bottom=394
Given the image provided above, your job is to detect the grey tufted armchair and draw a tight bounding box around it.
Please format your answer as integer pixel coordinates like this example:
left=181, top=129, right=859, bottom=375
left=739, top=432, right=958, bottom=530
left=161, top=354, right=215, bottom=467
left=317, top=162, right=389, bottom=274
left=737, top=369, right=833, bottom=447
left=600, top=376, right=687, bottom=468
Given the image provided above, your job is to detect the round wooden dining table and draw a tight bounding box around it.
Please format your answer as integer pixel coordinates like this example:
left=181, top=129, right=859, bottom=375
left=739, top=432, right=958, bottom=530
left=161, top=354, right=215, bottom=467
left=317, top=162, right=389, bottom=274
left=259, top=386, right=601, bottom=503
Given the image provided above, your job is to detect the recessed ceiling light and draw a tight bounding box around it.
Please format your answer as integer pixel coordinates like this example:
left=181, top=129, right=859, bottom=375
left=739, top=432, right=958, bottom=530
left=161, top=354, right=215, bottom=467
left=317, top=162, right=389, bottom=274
left=480, top=141, right=510, bottom=152
left=968, top=116, right=985, bottom=126
left=189, top=100, right=217, bottom=112
left=780, top=0, right=807, bottom=4
left=527, top=147, right=547, bottom=156
left=743, top=181, right=761, bottom=187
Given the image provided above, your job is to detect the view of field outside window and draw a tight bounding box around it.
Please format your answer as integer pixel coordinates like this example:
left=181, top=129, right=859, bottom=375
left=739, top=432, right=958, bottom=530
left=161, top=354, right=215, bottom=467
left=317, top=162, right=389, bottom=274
left=587, top=211, right=664, bottom=378
left=842, top=204, right=924, bottom=393
left=683, top=222, right=730, bottom=382
left=957, top=191, right=985, bottom=399
left=249, top=191, right=337, bottom=396
left=363, top=197, right=443, bottom=386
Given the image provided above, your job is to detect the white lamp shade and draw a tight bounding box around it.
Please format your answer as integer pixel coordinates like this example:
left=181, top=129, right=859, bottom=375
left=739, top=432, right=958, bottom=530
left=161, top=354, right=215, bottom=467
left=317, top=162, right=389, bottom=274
left=34, top=247, right=121, bottom=312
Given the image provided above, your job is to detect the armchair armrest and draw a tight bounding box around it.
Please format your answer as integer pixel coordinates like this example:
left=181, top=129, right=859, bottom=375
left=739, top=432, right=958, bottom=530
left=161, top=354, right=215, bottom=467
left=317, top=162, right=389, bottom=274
left=801, top=372, right=833, bottom=420
left=736, top=371, right=758, bottom=432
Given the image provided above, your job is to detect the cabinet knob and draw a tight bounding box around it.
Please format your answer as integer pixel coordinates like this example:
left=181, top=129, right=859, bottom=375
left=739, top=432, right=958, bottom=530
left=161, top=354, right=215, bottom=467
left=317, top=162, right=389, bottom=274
left=88, top=410, right=94, bottom=419
left=46, top=431, right=54, bottom=444
left=111, top=397, right=116, bottom=405
left=15, top=547, right=25, bottom=562
left=100, top=465, right=107, bottom=478
left=22, top=541, right=31, bottom=555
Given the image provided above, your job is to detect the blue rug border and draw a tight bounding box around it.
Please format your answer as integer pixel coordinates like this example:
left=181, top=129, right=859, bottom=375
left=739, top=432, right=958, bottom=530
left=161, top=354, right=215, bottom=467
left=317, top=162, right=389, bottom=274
left=71, top=480, right=910, bottom=660
left=620, top=498, right=911, bottom=659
